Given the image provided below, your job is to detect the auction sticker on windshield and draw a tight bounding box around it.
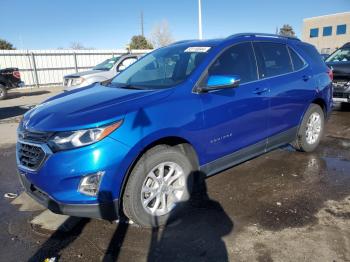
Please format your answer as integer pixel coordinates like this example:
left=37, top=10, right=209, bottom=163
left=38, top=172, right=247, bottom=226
left=184, top=47, right=211, bottom=53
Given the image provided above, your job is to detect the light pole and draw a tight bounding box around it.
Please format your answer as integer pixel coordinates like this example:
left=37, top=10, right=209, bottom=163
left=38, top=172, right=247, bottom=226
left=198, top=0, right=203, bottom=39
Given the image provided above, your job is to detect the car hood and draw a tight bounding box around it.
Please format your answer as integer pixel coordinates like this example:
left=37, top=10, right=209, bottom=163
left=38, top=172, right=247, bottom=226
left=64, top=70, right=108, bottom=78
left=22, top=84, right=173, bottom=132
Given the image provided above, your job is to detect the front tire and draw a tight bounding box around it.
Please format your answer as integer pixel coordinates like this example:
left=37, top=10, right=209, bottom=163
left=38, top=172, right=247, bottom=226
left=0, top=85, right=8, bottom=100
left=293, top=104, right=324, bottom=152
left=122, top=145, right=194, bottom=228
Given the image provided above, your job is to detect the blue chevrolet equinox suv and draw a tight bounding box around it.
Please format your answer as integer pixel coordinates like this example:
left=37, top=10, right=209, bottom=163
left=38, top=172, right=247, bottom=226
left=17, top=33, right=333, bottom=227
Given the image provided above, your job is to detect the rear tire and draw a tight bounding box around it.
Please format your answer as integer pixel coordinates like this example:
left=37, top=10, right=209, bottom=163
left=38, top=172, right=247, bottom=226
left=293, top=104, right=324, bottom=152
left=0, top=85, right=7, bottom=100
left=122, top=145, right=194, bottom=228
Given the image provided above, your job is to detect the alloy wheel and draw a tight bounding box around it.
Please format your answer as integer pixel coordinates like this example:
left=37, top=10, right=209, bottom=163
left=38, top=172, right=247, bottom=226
left=305, top=112, right=322, bottom=144
left=141, top=162, right=186, bottom=216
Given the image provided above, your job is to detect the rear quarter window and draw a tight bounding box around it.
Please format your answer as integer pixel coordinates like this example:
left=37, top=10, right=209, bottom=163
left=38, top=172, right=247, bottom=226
left=288, top=47, right=306, bottom=71
left=295, top=43, right=327, bottom=72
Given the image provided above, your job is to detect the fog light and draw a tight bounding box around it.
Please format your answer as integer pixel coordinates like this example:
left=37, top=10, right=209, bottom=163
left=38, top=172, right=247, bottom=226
left=78, top=171, right=105, bottom=196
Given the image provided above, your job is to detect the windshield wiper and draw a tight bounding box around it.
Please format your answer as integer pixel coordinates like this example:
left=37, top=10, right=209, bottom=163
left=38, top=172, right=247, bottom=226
left=118, top=84, right=146, bottom=90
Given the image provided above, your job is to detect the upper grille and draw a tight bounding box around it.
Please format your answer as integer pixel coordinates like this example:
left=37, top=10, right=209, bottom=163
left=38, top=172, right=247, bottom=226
left=17, top=142, right=46, bottom=171
left=333, top=81, right=350, bottom=89
left=18, top=129, right=52, bottom=143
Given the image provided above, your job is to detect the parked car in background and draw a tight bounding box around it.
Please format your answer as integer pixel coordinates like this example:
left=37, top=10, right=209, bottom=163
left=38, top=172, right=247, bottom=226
left=63, top=54, right=139, bottom=91
left=326, top=43, right=350, bottom=104
left=0, top=67, right=24, bottom=100
left=17, top=33, right=332, bottom=228
left=320, top=53, right=329, bottom=61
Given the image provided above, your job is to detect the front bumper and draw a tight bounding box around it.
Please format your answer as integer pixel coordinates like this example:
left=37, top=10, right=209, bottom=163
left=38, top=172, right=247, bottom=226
left=17, top=81, right=25, bottom=88
left=16, top=136, right=132, bottom=220
left=333, top=92, right=350, bottom=103
left=19, top=172, right=119, bottom=220
left=333, top=82, right=350, bottom=103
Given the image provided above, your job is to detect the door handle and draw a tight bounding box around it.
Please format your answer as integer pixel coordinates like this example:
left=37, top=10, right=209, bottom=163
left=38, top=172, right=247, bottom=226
left=302, top=75, right=311, bottom=81
left=253, top=88, right=268, bottom=94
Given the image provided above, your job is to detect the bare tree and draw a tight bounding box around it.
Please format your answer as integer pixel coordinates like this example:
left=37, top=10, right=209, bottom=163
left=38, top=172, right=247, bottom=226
left=69, top=42, right=87, bottom=50
left=150, top=20, right=174, bottom=48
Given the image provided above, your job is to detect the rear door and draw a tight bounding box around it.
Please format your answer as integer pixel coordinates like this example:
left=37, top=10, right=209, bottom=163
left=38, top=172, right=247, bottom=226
left=253, top=42, right=315, bottom=141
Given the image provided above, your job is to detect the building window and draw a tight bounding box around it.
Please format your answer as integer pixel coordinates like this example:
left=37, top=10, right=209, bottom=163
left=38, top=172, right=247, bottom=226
left=337, top=24, right=347, bottom=35
left=310, top=28, right=319, bottom=38
left=323, top=26, right=332, bottom=36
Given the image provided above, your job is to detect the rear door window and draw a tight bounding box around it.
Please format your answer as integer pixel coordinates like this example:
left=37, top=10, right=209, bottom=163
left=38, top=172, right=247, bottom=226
left=208, top=42, right=258, bottom=84
left=288, top=47, right=305, bottom=71
left=254, top=42, right=293, bottom=78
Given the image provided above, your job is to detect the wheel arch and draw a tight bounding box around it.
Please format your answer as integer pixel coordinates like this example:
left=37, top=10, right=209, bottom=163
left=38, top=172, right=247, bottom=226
left=312, top=97, right=327, bottom=117
left=117, top=136, right=200, bottom=215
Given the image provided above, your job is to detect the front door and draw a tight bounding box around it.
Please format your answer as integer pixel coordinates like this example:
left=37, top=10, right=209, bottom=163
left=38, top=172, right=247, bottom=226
left=199, top=42, right=270, bottom=165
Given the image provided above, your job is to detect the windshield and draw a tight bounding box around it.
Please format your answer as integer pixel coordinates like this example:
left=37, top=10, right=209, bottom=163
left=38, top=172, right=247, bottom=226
left=326, top=48, right=350, bottom=63
left=93, top=56, right=121, bottom=70
left=111, top=45, right=210, bottom=89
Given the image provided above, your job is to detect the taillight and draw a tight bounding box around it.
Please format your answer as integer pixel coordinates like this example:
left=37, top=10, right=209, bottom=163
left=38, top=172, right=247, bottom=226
left=13, top=71, right=20, bottom=79
left=327, top=67, right=333, bottom=81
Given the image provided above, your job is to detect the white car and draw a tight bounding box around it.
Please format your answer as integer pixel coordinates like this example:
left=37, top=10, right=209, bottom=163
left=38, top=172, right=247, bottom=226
left=63, top=54, right=139, bottom=91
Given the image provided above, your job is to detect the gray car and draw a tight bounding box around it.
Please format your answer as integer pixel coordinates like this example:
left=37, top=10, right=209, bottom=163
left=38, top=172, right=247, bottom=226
left=63, top=54, right=139, bottom=91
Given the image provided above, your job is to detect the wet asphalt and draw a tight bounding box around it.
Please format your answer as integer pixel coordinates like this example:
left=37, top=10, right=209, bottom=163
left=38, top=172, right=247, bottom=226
left=0, top=91, right=349, bottom=261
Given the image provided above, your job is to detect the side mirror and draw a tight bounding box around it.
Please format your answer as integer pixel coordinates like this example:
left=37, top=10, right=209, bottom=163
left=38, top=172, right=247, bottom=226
left=117, top=64, right=126, bottom=72
left=201, top=74, right=240, bottom=92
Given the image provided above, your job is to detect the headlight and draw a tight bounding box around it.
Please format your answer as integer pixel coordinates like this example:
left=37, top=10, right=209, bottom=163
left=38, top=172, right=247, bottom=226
left=71, top=77, right=85, bottom=86
left=49, top=120, right=122, bottom=151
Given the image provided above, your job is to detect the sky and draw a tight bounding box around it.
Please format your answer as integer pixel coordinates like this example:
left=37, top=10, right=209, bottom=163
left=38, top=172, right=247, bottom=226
left=0, top=0, right=349, bottom=50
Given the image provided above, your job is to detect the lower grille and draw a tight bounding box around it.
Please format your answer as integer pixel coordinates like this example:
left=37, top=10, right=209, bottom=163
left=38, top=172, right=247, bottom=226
left=333, top=92, right=349, bottom=98
left=17, top=142, right=46, bottom=170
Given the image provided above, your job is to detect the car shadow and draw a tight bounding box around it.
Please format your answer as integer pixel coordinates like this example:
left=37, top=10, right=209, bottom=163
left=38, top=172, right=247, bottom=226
left=146, top=171, right=234, bottom=262
left=28, top=172, right=233, bottom=262
left=28, top=216, right=90, bottom=262
left=5, top=90, right=50, bottom=100
left=0, top=105, right=29, bottom=120
left=339, top=102, right=350, bottom=112
left=99, top=191, right=130, bottom=262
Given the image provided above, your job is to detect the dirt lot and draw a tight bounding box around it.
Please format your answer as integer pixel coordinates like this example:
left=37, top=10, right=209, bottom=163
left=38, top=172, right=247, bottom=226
left=0, top=87, right=349, bottom=262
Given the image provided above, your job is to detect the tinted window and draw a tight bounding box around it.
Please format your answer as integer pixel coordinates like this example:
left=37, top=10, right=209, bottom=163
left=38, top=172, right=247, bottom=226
left=337, top=24, right=347, bottom=35
left=298, top=44, right=324, bottom=64
left=298, top=43, right=327, bottom=71
left=310, top=28, right=319, bottom=38
left=323, top=26, right=332, bottom=36
left=288, top=47, right=305, bottom=71
left=208, top=42, right=258, bottom=84
left=254, top=42, right=293, bottom=78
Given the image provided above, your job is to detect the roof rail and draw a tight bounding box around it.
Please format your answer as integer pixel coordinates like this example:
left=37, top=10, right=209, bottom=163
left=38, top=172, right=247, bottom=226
left=226, top=33, right=300, bottom=41
left=169, top=40, right=197, bottom=46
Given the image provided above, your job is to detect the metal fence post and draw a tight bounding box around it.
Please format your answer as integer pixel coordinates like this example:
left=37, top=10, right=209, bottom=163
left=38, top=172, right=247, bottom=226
left=31, top=52, right=39, bottom=88
left=73, top=52, right=78, bottom=73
